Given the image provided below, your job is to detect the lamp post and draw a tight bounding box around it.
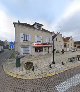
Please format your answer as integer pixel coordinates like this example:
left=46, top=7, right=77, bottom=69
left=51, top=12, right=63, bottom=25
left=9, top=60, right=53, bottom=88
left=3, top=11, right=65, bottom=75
left=52, top=33, right=59, bottom=64
left=52, top=36, right=55, bottom=64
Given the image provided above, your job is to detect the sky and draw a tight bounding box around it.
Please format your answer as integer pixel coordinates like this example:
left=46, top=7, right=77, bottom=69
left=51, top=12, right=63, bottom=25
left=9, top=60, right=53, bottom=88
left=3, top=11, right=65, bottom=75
left=0, top=0, right=80, bottom=41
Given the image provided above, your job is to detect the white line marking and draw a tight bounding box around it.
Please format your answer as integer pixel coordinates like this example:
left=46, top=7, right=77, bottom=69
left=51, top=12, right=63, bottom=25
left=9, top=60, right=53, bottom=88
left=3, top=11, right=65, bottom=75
left=56, top=74, right=80, bottom=92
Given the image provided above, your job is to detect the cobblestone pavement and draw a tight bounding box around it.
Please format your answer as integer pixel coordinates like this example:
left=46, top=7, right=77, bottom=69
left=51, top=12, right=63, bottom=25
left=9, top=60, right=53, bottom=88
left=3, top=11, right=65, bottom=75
left=1, top=50, right=80, bottom=92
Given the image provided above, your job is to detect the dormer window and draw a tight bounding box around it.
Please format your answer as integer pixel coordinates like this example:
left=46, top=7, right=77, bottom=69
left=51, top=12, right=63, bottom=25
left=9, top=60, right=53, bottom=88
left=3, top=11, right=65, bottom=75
left=33, top=22, right=43, bottom=30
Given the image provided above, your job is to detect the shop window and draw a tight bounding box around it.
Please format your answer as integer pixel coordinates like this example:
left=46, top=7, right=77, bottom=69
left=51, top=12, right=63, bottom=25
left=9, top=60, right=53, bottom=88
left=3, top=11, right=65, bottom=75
left=35, top=47, right=43, bottom=52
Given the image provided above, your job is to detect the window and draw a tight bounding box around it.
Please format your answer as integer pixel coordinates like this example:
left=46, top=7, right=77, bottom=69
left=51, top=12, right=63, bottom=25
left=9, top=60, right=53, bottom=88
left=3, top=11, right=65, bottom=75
left=23, top=34, right=29, bottom=41
left=68, top=44, right=69, bottom=48
left=23, top=47, right=29, bottom=54
left=22, top=34, right=31, bottom=41
left=64, top=44, right=66, bottom=47
left=74, top=45, right=76, bottom=47
left=22, top=46, right=31, bottom=54
left=56, top=38, right=57, bottom=41
left=35, top=47, right=43, bottom=52
left=46, top=37, right=50, bottom=43
left=35, top=36, right=42, bottom=43
left=20, top=33, right=31, bottom=42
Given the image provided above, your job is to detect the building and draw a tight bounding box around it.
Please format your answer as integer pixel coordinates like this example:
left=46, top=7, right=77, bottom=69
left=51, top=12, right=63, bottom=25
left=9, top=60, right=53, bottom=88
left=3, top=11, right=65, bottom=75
left=4, top=40, right=9, bottom=49
left=53, top=32, right=64, bottom=52
left=0, top=40, right=4, bottom=52
left=74, top=41, right=80, bottom=50
left=63, top=36, right=74, bottom=51
left=13, top=21, right=53, bottom=55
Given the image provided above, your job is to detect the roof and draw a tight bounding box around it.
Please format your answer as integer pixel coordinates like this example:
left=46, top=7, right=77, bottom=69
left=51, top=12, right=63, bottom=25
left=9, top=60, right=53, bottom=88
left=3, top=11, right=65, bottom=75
left=52, top=32, right=60, bottom=40
left=13, top=21, right=52, bottom=34
left=33, top=22, right=43, bottom=26
left=63, top=37, right=70, bottom=42
left=74, top=41, right=80, bottom=44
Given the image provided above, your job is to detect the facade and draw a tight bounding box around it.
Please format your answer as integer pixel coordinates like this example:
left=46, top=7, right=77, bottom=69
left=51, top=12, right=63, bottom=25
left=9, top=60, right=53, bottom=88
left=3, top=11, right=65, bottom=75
left=13, top=21, right=53, bottom=55
left=4, top=40, right=9, bottom=49
left=74, top=41, right=80, bottom=50
left=0, top=41, right=4, bottom=52
left=54, top=32, right=64, bottom=52
left=0, top=45, right=3, bottom=52
left=63, top=36, right=74, bottom=51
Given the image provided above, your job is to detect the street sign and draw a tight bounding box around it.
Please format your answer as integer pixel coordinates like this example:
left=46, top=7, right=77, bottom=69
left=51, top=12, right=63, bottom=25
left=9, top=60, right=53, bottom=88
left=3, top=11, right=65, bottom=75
left=9, top=42, right=14, bottom=50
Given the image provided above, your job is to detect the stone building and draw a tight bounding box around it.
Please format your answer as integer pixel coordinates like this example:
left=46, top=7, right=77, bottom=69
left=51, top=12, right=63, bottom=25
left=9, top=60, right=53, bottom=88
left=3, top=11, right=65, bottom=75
left=0, top=40, right=4, bottom=52
left=63, top=36, right=74, bottom=51
left=53, top=32, right=64, bottom=52
left=13, top=21, right=53, bottom=55
left=74, top=41, right=80, bottom=50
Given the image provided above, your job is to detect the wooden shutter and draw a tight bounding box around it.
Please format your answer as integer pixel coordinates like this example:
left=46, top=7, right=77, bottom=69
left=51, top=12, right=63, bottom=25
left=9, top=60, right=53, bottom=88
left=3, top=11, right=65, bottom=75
left=35, top=36, right=37, bottom=42
left=46, top=37, right=48, bottom=43
left=20, top=47, right=23, bottom=55
left=40, top=36, right=42, bottom=43
left=29, top=34, right=31, bottom=41
left=29, top=46, right=31, bottom=54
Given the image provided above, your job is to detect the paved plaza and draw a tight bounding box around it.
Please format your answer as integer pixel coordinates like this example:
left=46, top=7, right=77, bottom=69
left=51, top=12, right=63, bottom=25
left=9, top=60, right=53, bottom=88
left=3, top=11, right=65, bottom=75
left=3, top=51, right=80, bottom=79
left=1, top=50, right=80, bottom=92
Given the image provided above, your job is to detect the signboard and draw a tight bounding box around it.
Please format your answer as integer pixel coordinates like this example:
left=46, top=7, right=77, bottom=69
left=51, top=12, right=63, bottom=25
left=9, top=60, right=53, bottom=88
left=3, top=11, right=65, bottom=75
left=9, top=42, right=14, bottom=50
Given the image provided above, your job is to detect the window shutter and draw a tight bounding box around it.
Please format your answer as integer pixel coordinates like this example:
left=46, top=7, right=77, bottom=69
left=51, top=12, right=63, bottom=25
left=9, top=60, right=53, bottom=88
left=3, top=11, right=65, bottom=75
left=20, top=33, right=23, bottom=42
left=20, top=47, right=23, bottom=55
left=29, top=34, right=31, bottom=41
left=26, top=35, right=28, bottom=41
left=29, top=46, right=31, bottom=54
left=35, top=36, right=37, bottom=42
left=46, top=37, right=48, bottom=43
left=40, top=36, right=42, bottom=43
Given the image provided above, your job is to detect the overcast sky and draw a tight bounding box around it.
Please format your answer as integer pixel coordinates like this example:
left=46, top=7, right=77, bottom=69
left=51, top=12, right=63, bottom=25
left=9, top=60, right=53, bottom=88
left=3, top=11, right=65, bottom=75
left=0, top=0, right=80, bottom=41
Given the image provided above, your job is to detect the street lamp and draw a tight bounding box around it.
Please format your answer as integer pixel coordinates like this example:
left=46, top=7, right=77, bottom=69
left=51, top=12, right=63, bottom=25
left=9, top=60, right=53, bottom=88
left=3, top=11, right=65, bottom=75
left=52, top=34, right=58, bottom=64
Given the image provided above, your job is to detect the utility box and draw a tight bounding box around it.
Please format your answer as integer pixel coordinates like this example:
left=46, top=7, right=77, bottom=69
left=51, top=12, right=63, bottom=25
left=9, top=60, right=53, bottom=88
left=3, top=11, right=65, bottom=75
left=16, top=57, right=21, bottom=67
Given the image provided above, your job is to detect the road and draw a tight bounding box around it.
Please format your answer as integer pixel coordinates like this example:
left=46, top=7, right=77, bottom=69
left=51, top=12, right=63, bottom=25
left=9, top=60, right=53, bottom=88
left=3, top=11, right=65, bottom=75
left=0, top=50, right=80, bottom=92
left=0, top=49, right=13, bottom=64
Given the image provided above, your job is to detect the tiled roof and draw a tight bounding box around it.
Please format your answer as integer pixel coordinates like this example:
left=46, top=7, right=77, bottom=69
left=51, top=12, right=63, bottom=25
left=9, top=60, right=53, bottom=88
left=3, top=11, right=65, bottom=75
left=74, top=41, right=80, bottom=44
left=63, top=37, right=70, bottom=42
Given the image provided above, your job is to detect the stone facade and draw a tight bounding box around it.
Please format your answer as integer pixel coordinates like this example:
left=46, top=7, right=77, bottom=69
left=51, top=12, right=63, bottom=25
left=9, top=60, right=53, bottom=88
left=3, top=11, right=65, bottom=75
left=13, top=21, right=53, bottom=55
left=63, top=36, right=74, bottom=51
left=0, top=45, right=3, bottom=52
left=54, top=32, right=64, bottom=52
left=74, top=41, right=80, bottom=50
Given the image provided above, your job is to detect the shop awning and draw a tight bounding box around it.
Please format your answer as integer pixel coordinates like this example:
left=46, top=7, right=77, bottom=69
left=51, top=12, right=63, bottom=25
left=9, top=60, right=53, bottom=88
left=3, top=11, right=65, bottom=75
left=32, top=43, right=52, bottom=47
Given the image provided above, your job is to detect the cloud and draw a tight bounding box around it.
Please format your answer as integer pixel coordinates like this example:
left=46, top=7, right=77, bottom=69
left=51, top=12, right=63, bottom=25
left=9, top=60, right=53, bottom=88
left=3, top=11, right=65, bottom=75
left=0, top=3, right=16, bottom=41
left=53, top=0, right=80, bottom=41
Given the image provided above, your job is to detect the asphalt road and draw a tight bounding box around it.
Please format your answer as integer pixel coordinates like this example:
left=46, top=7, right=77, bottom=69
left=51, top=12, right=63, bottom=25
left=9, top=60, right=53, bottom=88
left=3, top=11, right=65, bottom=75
left=0, top=49, right=14, bottom=64
left=0, top=50, right=80, bottom=92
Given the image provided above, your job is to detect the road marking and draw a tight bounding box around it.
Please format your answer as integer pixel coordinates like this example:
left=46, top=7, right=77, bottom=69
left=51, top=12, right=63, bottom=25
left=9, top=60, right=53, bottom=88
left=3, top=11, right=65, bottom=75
left=56, top=74, right=80, bottom=92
